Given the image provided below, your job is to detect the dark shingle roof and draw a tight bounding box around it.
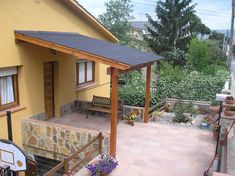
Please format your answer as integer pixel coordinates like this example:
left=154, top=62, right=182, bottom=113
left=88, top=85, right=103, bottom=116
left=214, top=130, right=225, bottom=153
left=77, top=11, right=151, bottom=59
left=15, top=30, right=161, bottom=69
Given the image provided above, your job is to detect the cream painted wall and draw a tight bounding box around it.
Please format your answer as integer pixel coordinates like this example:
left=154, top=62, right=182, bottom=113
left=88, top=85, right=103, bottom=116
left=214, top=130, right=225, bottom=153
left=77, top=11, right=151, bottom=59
left=0, top=0, right=111, bottom=147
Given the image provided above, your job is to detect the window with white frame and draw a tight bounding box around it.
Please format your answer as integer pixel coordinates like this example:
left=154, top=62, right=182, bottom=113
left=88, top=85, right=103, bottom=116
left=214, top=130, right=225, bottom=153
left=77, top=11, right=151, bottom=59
left=0, top=67, right=19, bottom=110
left=76, top=60, right=95, bottom=86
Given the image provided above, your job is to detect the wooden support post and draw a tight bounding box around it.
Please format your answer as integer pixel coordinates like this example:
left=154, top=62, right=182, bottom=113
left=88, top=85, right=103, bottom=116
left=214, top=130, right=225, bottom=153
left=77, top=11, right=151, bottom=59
left=144, top=65, right=151, bottom=123
left=110, top=67, right=118, bottom=156
left=98, top=132, right=103, bottom=154
left=64, top=159, right=69, bottom=174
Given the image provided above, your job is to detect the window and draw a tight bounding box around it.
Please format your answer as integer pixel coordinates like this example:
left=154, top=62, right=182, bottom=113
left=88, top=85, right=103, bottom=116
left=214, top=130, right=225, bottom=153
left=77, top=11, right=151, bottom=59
left=0, top=67, right=19, bottom=111
left=76, top=60, right=95, bottom=86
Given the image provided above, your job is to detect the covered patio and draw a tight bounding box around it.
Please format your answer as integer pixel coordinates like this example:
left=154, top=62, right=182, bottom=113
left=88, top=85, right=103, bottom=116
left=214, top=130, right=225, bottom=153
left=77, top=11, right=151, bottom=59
left=15, top=30, right=162, bottom=156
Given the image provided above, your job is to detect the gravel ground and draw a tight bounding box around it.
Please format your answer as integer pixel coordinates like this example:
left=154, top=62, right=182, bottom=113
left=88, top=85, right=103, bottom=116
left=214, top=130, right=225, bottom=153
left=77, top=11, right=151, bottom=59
left=150, top=112, right=211, bottom=130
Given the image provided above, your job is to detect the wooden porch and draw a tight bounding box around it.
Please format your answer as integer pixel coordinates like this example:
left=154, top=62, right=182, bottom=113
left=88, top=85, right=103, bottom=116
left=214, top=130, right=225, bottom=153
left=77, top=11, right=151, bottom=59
left=15, top=30, right=162, bottom=155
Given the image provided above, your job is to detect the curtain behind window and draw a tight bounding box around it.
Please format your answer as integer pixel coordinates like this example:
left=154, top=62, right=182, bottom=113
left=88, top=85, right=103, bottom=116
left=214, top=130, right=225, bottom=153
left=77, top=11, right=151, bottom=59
left=0, top=76, right=14, bottom=105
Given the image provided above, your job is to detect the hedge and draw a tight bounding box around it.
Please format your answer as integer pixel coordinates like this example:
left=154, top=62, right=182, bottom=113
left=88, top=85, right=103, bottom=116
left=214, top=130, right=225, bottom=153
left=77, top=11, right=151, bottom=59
left=118, top=69, right=229, bottom=107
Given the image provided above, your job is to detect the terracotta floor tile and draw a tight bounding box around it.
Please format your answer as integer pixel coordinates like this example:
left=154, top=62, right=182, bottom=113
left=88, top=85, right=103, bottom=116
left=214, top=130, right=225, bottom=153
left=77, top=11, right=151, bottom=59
left=54, top=113, right=215, bottom=176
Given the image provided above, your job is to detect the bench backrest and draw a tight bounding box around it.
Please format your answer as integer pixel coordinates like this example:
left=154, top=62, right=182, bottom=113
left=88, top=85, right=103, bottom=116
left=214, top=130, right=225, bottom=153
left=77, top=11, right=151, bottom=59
left=92, top=95, right=111, bottom=107
left=91, top=95, right=123, bottom=110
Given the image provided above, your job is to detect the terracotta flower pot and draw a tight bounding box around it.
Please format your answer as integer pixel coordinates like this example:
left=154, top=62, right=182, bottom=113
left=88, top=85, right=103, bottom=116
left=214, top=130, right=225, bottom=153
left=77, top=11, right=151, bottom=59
left=128, top=121, right=134, bottom=126
left=224, top=110, right=235, bottom=116
left=209, top=105, right=220, bottom=114
left=225, top=99, right=235, bottom=104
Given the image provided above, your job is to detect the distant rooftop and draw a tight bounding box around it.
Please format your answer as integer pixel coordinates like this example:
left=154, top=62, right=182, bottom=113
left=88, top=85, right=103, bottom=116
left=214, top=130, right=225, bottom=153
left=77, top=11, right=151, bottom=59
left=130, top=21, right=149, bottom=30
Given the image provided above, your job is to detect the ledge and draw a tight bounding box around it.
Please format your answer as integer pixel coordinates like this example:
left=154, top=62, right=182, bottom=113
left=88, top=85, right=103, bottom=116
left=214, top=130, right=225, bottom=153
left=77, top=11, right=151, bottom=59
left=76, top=82, right=110, bottom=93
left=221, top=114, right=235, bottom=120
left=76, top=82, right=99, bottom=92
left=0, top=106, right=26, bottom=118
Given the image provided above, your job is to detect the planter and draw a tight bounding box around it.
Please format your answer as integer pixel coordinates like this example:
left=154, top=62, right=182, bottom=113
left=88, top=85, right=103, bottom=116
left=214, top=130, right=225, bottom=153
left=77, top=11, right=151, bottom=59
left=86, top=155, right=118, bottom=176
left=209, top=105, right=220, bottom=114
left=128, top=120, right=134, bottom=126
left=225, top=99, right=235, bottom=104
left=224, top=110, right=235, bottom=116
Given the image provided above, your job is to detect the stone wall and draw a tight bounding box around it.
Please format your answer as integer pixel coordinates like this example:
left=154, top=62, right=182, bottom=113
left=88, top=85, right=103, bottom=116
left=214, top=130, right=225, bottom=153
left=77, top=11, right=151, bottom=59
left=60, top=101, right=78, bottom=116
left=21, top=118, right=110, bottom=161
left=165, top=98, right=211, bottom=114
left=29, top=112, right=47, bottom=121
left=123, top=105, right=145, bottom=122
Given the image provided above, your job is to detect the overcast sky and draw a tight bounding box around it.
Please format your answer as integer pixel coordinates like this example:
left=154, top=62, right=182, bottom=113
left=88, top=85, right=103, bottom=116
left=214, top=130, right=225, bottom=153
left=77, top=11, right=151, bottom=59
left=78, top=0, right=231, bottom=30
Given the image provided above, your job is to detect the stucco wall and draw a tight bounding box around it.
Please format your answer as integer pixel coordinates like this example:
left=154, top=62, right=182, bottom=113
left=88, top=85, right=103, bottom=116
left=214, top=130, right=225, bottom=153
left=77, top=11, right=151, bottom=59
left=0, top=0, right=111, bottom=146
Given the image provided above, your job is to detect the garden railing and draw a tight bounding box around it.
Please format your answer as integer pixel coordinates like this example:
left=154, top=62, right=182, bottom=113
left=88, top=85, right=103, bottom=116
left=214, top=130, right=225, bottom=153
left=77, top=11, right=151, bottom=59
left=43, top=132, right=103, bottom=176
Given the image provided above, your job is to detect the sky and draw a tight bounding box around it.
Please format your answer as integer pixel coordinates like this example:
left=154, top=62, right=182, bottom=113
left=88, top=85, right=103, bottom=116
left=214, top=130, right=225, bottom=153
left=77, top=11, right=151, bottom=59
left=78, top=0, right=231, bottom=30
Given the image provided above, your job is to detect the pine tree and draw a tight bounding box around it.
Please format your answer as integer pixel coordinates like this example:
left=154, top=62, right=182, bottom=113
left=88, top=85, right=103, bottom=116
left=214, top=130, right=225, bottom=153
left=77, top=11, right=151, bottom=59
left=146, top=0, right=208, bottom=54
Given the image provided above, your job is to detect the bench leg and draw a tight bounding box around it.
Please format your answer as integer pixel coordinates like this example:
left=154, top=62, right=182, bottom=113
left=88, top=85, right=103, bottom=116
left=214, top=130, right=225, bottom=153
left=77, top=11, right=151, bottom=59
left=86, top=110, right=89, bottom=119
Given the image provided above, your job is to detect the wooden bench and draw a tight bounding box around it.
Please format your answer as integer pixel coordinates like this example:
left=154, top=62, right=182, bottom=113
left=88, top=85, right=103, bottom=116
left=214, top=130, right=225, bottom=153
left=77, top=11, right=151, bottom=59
left=86, top=95, right=123, bottom=119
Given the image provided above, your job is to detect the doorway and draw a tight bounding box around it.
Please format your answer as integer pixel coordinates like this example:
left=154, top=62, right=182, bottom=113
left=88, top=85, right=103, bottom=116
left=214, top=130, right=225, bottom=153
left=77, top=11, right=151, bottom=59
left=43, top=62, right=55, bottom=119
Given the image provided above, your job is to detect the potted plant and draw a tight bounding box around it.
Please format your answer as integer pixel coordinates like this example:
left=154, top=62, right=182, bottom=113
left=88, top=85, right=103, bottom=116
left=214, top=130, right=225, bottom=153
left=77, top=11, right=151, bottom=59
left=225, top=96, right=235, bottom=104
left=212, top=124, right=220, bottom=140
left=86, top=154, right=118, bottom=176
left=224, top=106, right=235, bottom=116
left=151, top=111, right=163, bottom=121
left=164, top=103, right=172, bottom=112
left=126, top=111, right=137, bottom=126
left=209, top=100, right=220, bottom=114
left=199, top=115, right=210, bottom=129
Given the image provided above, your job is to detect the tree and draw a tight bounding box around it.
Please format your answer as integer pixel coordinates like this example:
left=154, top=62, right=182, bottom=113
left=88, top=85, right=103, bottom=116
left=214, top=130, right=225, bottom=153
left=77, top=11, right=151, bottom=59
left=209, top=31, right=225, bottom=49
left=98, top=0, right=134, bottom=44
left=187, top=39, right=210, bottom=72
left=189, top=14, right=211, bottom=38
left=145, top=0, right=209, bottom=54
left=163, top=48, right=186, bottom=68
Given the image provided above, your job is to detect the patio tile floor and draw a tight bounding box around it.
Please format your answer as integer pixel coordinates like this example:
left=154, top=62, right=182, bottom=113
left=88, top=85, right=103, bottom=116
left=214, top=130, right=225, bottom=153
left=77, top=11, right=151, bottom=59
left=49, top=113, right=215, bottom=176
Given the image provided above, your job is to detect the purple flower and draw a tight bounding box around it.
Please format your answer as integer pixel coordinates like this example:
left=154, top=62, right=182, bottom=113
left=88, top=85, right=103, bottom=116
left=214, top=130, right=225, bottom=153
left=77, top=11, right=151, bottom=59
left=86, top=154, right=118, bottom=176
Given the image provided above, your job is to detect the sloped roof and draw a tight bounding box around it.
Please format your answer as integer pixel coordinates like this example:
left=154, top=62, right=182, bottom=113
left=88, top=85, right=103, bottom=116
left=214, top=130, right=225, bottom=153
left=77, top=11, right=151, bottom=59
left=15, top=30, right=162, bottom=70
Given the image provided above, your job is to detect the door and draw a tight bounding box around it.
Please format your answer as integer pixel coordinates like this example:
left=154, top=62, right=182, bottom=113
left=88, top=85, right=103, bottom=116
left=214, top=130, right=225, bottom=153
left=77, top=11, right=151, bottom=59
left=43, top=62, right=54, bottom=118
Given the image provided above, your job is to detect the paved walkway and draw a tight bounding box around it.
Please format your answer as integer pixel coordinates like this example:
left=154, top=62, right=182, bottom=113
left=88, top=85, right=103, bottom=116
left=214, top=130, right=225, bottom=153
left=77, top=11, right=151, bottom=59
left=76, top=122, right=215, bottom=176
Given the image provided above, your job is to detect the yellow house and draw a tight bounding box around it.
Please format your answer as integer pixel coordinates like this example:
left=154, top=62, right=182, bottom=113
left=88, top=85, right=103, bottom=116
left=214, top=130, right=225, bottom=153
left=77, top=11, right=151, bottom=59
left=0, top=0, right=119, bottom=146
left=0, top=0, right=161, bottom=166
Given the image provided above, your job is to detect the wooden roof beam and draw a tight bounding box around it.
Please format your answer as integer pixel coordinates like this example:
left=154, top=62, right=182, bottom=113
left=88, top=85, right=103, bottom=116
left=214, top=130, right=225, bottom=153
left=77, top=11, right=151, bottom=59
left=106, top=62, right=155, bottom=75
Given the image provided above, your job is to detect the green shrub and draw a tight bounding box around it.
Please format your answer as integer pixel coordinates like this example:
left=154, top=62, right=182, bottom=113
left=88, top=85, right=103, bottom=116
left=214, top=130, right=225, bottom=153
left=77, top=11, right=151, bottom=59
left=187, top=39, right=210, bottom=72
left=172, top=99, right=191, bottom=123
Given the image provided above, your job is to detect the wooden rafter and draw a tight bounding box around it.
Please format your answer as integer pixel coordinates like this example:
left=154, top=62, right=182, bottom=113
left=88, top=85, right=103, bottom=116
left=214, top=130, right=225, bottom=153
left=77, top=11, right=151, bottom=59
left=15, top=32, right=130, bottom=70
